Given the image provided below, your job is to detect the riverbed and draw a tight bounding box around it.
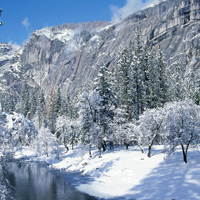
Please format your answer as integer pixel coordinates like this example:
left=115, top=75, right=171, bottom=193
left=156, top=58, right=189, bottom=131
left=5, top=161, right=97, bottom=200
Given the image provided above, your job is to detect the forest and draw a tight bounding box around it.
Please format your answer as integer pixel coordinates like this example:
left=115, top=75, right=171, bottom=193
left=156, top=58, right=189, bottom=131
left=1, top=27, right=200, bottom=165
left=0, top=25, right=200, bottom=199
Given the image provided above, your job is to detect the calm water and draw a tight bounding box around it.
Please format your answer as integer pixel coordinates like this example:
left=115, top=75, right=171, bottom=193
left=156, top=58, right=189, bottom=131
left=5, top=161, right=96, bottom=200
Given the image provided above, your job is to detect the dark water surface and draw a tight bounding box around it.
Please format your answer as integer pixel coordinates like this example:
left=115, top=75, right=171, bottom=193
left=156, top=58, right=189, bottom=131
left=5, top=161, right=96, bottom=200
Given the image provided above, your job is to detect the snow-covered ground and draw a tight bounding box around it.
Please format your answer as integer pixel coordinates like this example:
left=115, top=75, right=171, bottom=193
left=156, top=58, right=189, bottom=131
left=14, top=145, right=200, bottom=200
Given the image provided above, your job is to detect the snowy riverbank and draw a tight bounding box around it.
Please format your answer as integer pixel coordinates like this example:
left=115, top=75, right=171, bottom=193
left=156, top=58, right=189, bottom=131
left=14, top=145, right=200, bottom=200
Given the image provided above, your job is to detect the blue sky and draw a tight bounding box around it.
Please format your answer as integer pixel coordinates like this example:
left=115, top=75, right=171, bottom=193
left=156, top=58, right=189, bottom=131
left=0, top=0, right=156, bottom=45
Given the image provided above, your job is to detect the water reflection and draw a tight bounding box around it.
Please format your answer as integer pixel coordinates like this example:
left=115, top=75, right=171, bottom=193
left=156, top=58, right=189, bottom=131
left=5, top=161, right=96, bottom=200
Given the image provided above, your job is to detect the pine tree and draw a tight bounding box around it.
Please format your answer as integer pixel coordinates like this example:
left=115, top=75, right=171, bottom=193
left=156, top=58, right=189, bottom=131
left=80, top=90, right=102, bottom=157
left=81, top=106, right=92, bottom=156
left=142, top=44, right=150, bottom=109
left=66, top=91, right=80, bottom=119
left=55, top=87, right=62, bottom=116
left=29, top=89, right=38, bottom=119
left=38, top=89, right=46, bottom=128
left=167, top=64, right=192, bottom=102
left=47, top=86, right=57, bottom=134
left=130, top=28, right=145, bottom=119
left=94, top=62, right=116, bottom=153
left=9, top=95, right=16, bottom=112
left=115, top=30, right=168, bottom=119
left=156, top=46, right=168, bottom=107
left=114, top=47, right=133, bottom=120
left=147, top=46, right=160, bottom=108
left=21, top=81, right=30, bottom=117
left=194, top=91, right=200, bottom=105
left=0, top=94, right=15, bottom=113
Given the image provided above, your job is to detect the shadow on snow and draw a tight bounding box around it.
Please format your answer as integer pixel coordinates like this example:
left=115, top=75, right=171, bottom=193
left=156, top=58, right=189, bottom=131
left=109, top=151, right=200, bottom=200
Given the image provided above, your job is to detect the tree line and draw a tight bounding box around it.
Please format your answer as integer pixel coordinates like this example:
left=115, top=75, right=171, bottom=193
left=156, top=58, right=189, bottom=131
left=1, top=27, right=200, bottom=163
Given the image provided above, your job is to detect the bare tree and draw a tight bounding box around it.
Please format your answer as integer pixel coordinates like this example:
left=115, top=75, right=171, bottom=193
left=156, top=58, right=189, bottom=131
left=165, top=101, right=200, bottom=163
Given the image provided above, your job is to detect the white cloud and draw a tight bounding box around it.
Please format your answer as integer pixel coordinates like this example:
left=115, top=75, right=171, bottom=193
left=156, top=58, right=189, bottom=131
left=110, top=0, right=160, bottom=21
left=8, top=41, right=20, bottom=51
left=22, top=17, right=30, bottom=29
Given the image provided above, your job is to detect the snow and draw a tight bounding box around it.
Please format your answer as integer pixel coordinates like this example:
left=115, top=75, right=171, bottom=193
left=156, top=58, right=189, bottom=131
left=74, top=147, right=163, bottom=198
left=4, top=112, right=13, bottom=129
left=90, top=35, right=100, bottom=42
left=142, top=0, right=168, bottom=10
left=34, top=27, right=80, bottom=43
left=15, top=148, right=36, bottom=159
left=13, top=145, right=200, bottom=200
left=34, top=28, right=52, bottom=38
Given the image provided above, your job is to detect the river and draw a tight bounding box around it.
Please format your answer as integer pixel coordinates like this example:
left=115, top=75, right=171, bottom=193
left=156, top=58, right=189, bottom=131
left=5, top=161, right=97, bottom=200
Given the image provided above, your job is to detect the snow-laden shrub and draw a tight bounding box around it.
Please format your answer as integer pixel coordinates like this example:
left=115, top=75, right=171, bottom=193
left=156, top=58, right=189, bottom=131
left=35, top=126, right=58, bottom=157
left=56, top=116, right=80, bottom=151
left=164, top=100, right=200, bottom=163
left=0, top=156, right=10, bottom=200
left=0, top=112, right=38, bottom=153
left=138, top=107, right=166, bottom=157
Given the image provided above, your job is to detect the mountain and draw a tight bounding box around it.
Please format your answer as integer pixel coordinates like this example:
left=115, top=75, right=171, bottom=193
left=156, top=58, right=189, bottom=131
left=1, top=0, right=200, bottom=99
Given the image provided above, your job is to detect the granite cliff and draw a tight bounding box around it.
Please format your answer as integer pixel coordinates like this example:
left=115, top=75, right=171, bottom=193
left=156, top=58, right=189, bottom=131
left=1, top=0, right=200, bottom=99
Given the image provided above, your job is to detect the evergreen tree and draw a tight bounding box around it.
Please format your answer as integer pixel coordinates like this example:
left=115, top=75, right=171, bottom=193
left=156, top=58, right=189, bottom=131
left=94, top=62, right=116, bottom=152
left=66, top=92, right=79, bottom=119
left=0, top=94, right=15, bottom=113
left=114, top=28, right=149, bottom=120
left=115, top=30, right=168, bottom=120
left=114, top=46, right=133, bottom=120
left=79, top=90, right=102, bottom=157
left=55, top=87, right=62, bottom=116
left=129, top=27, right=146, bottom=119
left=47, top=86, right=57, bottom=134
left=167, top=64, right=194, bottom=102
left=38, top=89, right=46, bottom=128
left=194, top=91, right=200, bottom=105
left=146, top=46, right=158, bottom=108
left=141, top=44, right=151, bottom=109
left=21, top=81, right=30, bottom=117
left=29, top=89, right=38, bottom=119
left=59, top=98, right=68, bottom=116
left=60, top=92, right=80, bottom=147
left=80, top=105, right=92, bottom=157
left=156, top=46, right=168, bottom=107
left=9, top=95, right=16, bottom=112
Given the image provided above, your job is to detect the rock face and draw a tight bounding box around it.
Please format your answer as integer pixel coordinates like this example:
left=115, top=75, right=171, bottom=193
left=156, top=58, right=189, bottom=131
left=1, top=0, right=200, bottom=98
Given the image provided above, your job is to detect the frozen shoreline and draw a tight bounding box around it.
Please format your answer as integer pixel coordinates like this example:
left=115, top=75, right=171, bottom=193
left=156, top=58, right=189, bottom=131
left=14, top=145, right=200, bottom=200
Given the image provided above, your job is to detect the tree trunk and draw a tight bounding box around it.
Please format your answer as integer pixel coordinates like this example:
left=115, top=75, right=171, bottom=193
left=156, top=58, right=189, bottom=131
left=102, top=141, right=106, bottom=152
left=181, top=144, right=188, bottom=163
left=147, top=145, right=151, bottom=158
left=45, top=142, right=48, bottom=157
left=65, top=145, right=69, bottom=152
left=138, top=144, right=144, bottom=153
left=64, top=138, right=69, bottom=152
left=98, top=146, right=102, bottom=158
left=89, top=144, right=92, bottom=157
left=109, top=141, right=113, bottom=150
